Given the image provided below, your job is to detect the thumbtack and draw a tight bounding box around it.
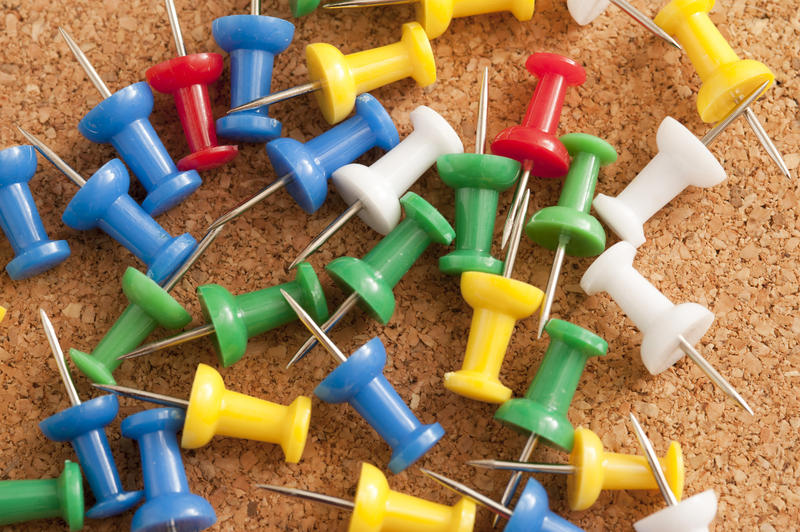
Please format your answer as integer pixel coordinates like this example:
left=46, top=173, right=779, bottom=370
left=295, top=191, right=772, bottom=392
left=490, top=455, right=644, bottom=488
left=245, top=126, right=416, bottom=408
left=566, top=0, right=681, bottom=48
left=438, top=67, right=520, bottom=276
left=212, top=3, right=295, bottom=141
left=19, top=127, right=198, bottom=284
left=469, top=424, right=685, bottom=511
left=118, top=261, right=329, bottom=367
left=94, top=363, right=312, bottom=462
left=290, top=105, right=462, bottom=268
left=492, top=53, right=586, bottom=249
left=444, top=190, right=544, bottom=404
left=37, top=309, right=144, bottom=519
left=580, top=241, right=754, bottom=415
left=420, top=469, right=583, bottom=531
left=283, top=289, right=445, bottom=473
left=527, top=133, right=617, bottom=338
left=146, top=0, right=238, bottom=171
left=654, top=0, right=789, bottom=177
left=121, top=408, right=217, bottom=532
left=323, top=0, right=535, bottom=39
left=291, top=0, right=322, bottom=16
left=0, top=145, right=70, bottom=279
left=287, top=192, right=455, bottom=368
left=0, top=460, right=83, bottom=530
left=491, top=319, right=607, bottom=525
left=258, top=462, right=476, bottom=529
left=59, top=27, right=202, bottom=215
left=593, top=80, right=766, bottom=248
left=228, top=22, right=436, bottom=124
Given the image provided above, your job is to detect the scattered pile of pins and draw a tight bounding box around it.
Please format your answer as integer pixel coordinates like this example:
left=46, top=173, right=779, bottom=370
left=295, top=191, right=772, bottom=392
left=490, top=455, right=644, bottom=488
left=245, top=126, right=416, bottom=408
left=0, top=0, right=789, bottom=529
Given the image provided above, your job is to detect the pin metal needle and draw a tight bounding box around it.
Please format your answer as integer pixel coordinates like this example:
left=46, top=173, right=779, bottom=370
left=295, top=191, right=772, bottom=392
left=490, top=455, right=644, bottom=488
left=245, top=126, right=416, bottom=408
left=208, top=175, right=293, bottom=231
left=323, top=0, right=416, bottom=8
left=608, top=0, right=682, bottom=49
left=251, top=0, right=261, bottom=15
left=256, top=484, right=356, bottom=511
left=288, top=200, right=364, bottom=269
left=493, top=434, right=539, bottom=527
left=118, top=323, right=216, bottom=360
left=419, top=469, right=513, bottom=520
left=17, top=127, right=86, bottom=187
left=500, top=162, right=532, bottom=250
left=476, top=66, right=489, bottom=155
left=629, top=413, right=678, bottom=507
left=40, top=309, right=81, bottom=407
left=280, top=289, right=348, bottom=365
left=467, top=459, right=576, bottom=474
left=285, top=291, right=360, bottom=368
left=164, top=0, right=187, bottom=56
left=536, top=234, right=568, bottom=339
left=58, top=27, right=112, bottom=98
left=501, top=189, right=529, bottom=279
left=228, top=81, right=322, bottom=114
left=700, top=79, right=770, bottom=147
left=92, top=383, right=189, bottom=408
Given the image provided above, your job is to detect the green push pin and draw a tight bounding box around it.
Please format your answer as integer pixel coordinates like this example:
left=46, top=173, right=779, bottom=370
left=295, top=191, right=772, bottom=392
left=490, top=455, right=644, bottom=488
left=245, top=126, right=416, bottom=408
left=490, top=319, right=607, bottom=526
left=526, top=133, right=617, bottom=339
left=438, top=67, right=520, bottom=276
left=287, top=191, right=455, bottom=367
left=0, top=460, right=84, bottom=530
left=290, top=0, right=320, bottom=16
left=119, top=262, right=329, bottom=367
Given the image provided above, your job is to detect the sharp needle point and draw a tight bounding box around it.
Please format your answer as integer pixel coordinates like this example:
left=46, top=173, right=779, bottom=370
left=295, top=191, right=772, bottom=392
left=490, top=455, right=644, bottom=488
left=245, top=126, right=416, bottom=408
left=16, top=127, right=86, bottom=187
left=467, top=459, right=575, bottom=474
left=209, top=175, right=292, bottom=232
left=537, top=235, right=567, bottom=339
left=701, top=79, right=770, bottom=147
left=92, top=383, right=189, bottom=408
left=163, top=224, right=225, bottom=291
left=493, top=434, right=539, bottom=527
left=502, top=189, right=529, bottom=278
left=419, top=469, right=512, bottom=520
left=322, top=0, right=416, bottom=7
left=255, top=484, right=355, bottom=511
left=286, top=291, right=360, bottom=368
left=608, top=0, right=682, bottom=49
left=117, top=323, right=216, bottom=360
left=228, top=81, right=321, bottom=114
left=40, top=309, right=81, bottom=407
left=281, top=289, right=348, bottom=365
left=475, top=66, right=489, bottom=155
left=58, top=26, right=112, bottom=99
left=289, top=200, right=364, bottom=270
left=629, top=413, right=678, bottom=507
left=743, top=107, right=791, bottom=178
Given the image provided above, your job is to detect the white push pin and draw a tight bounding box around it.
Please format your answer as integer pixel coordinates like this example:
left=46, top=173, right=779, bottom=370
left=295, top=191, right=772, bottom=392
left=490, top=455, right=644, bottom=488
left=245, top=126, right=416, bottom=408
left=289, top=106, right=463, bottom=268
left=580, top=241, right=753, bottom=415
left=567, top=0, right=680, bottom=49
left=593, top=80, right=768, bottom=248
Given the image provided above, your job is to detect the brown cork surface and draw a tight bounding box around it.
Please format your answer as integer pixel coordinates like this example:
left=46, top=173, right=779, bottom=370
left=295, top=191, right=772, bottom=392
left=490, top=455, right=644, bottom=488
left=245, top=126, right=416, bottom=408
left=0, top=0, right=798, bottom=530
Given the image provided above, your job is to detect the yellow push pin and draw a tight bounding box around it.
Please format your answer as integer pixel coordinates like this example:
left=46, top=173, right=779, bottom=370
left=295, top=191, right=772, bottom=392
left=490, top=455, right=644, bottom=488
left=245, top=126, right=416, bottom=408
left=228, top=22, right=435, bottom=124
left=0, top=305, right=6, bottom=323
left=93, top=363, right=311, bottom=463
left=470, top=426, right=684, bottom=511
left=654, top=0, right=789, bottom=177
left=257, top=462, right=476, bottom=532
left=444, top=191, right=544, bottom=404
left=322, top=0, right=535, bottom=40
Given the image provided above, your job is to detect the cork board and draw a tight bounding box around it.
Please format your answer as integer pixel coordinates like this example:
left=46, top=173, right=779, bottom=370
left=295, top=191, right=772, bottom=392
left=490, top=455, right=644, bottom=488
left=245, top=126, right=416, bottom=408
left=0, top=0, right=798, bottom=530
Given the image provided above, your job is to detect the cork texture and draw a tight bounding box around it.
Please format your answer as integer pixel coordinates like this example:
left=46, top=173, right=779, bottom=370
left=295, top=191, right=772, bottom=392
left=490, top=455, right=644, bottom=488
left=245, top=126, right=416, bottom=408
left=0, top=0, right=798, bottom=530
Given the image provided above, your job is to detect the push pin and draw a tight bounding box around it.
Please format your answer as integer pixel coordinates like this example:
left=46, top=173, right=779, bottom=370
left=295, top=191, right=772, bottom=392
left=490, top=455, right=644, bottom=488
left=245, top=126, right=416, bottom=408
left=146, top=0, right=238, bottom=171
left=0, top=145, right=69, bottom=279
left=212, top=2, right=295, bottom=141
left=287, top=192, right=455, bottom=367
left=491, top=319, right=607, bottom=525
left=228, top=22, right=436, bottom=124
left=291, top=0, right=322, bottom=16
left=19, top=128, right=198, bottom=284
left=282, top=290, right=445, bottom=473
left=59, top=27, right=202, bottom=215
left=420, top=469, right=583, bottom=531
left=492, top=53, right=586, bottom=249
left=654, top=0, right=789, bottom=177
left=37, top=309, right=144, bottom=519
left=290, top=105, right=462, bottom=268
left=438, top=67, right=520, bottom=276
left=258, top=462, right=476, bottom=530
left=121, top=408, right=216, bottom=532
left=566, top=0, right=681, bottom=48
left=526, top=133, right=617, bottom=338
left=580, top=241, right=754, bottom=414
left=444, top=191, right=544, bottom=404
left=629, top=413, right=719, bottom=532
left=94, top=363, right=312, bottom=462
left=0, top=460, right=83, bottom=530
left=469, top=425, right=685, bottom=511
left=593, top=81, right=766, bottom=248
left=323, top=0, right=536, bottom=40
left=118, top=262, right=329, bottom=367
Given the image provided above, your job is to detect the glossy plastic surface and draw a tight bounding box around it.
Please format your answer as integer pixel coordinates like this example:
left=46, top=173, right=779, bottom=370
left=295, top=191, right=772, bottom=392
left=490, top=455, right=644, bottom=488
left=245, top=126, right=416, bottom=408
left=306, top=22, right=436, bottom=124
left=418, top=0, right=536, bottom=39
left=78, top=82, right=201, bottom=215
left=315, top=338, right=444, bottom=473
left=61, top=159, right=198, bottom=284
left=504, top=478, right=583, bottom=532
left=567, top=0, right=610, bottom=25
left=0, top=145, right=70, bottom=279
left=146, top=53, right=238, bottom=171
left=326, top=192, right=455, bottom=324
left=70, top=267, right=192, bottom=385
left=444, top=271, right=543, bottom=403
left=198, top=262, right=329, bottom=366
left=267, top=93, right=399, bottom=213
left=494, top=319, right=607, bottom=451
left=39, top=395, right=144, bottom=519
left=291, top=0, right=321, bottom=16
left=634, top=490, right=717, bottom=532
left=0, top=460, right=83, bottom=530
left=438, top=153, right=520, bottom=275
left=122, top=408, right=216, bottom=532
left=213, top=15, right=295, bottom=142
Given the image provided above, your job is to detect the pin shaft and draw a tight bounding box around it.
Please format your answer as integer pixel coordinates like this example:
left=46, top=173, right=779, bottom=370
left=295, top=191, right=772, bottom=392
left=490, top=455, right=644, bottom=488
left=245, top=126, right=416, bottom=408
left=118, top=323, right=216, bottom=360
left=209, top=175, right=292, bottom=231
left=282, top=289, right=349, bottom=366
left=493, top=434, right=539, bottom=527
left=228, top=81, right=321, bottom=114
left=16, top=127, right=86, bottom=187
left=287, top=291, right=360, bottom=368
left=251, top=0, right=261, bottom=15
left=419, top=469, right=512, bottom=520
left=59, top=27, right=112, bottom=99
left=743, top=107, right=790, bottom=178
left=468, top=459, right=575, bottom=474
left=164, top=0, right=186, bottom=56
left=163, top=224, right=225, bottom=292
left=501, top=189, right=529, bottom=278
left=475, top=67, right=489, bottom=156
left=537, top=236, right=567, bottom=339
left=256, top=484, right=355, bottom=511
left=628, top=413, right=678, bottom=507
left=608, top=0, right=682, bottom=49
left=92, top=383, right=189, bottom=408
left=40, top=309, right=81, bottom=407
left=289, top=200, right=364, bottom=270
left=700, top=79, right=770, bottom=147
left=500, top=165, right=531, bottom=249
left=322, top=0, right=417, bottom=8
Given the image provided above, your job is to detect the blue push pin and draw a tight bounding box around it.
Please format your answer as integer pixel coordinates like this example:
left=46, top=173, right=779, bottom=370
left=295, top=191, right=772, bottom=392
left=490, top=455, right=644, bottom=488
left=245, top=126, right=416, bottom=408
left=213, top=2, right=295, bottom=142
left=281, top=290, right=443, bottom=474
left=421, top=470, right=583, bottom=532
left=121, top=408, right=216, bottom=532
left=19, top=128, right=197, bottom=285
left=0, top=145, right=70, bottom=279
left=59, top=28, right=201, bottom=216
left=37, top=309, right=144, bottom=519
left=209, top=93, right=398, bottom=229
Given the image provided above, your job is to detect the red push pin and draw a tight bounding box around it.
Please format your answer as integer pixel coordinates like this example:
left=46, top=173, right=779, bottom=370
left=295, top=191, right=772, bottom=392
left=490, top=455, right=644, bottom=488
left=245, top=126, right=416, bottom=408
left=146, top=0, right=238, bottom=172
left=491, top=53, right=586, bottom=248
